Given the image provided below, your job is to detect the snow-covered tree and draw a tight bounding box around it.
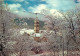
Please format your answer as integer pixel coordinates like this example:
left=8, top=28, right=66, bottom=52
left=0, top=1, right=23, bottom=56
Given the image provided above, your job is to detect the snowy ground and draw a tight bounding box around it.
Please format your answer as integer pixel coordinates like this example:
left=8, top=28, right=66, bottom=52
left=30, top=51, right=80, bottom=56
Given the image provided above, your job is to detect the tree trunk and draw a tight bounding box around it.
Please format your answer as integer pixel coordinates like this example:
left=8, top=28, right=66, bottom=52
left=67, top=42, right=68, bottom=56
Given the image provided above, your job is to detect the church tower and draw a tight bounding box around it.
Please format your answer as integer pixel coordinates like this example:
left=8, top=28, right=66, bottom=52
left=33, top=13, right=47, bottom=42
left=34, top=16, right=39, bottom=33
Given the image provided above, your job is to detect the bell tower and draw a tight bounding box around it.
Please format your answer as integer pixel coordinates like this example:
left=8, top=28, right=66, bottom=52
left=34, top=13, right=39, bottom=33
left=33, top=13, right=47, bottom=42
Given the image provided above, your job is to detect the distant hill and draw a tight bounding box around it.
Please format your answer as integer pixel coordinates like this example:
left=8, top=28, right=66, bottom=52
left=14, top=18, right=44, bottom=29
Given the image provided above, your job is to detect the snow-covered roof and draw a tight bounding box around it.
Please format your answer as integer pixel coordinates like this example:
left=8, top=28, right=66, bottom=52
left=34, top=33, right=42, bottom=37
left=20, top=29, right=34, bottom=34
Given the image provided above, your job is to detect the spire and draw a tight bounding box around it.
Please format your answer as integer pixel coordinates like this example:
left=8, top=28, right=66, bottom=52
left=35, top=13, right=38, bottom=19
